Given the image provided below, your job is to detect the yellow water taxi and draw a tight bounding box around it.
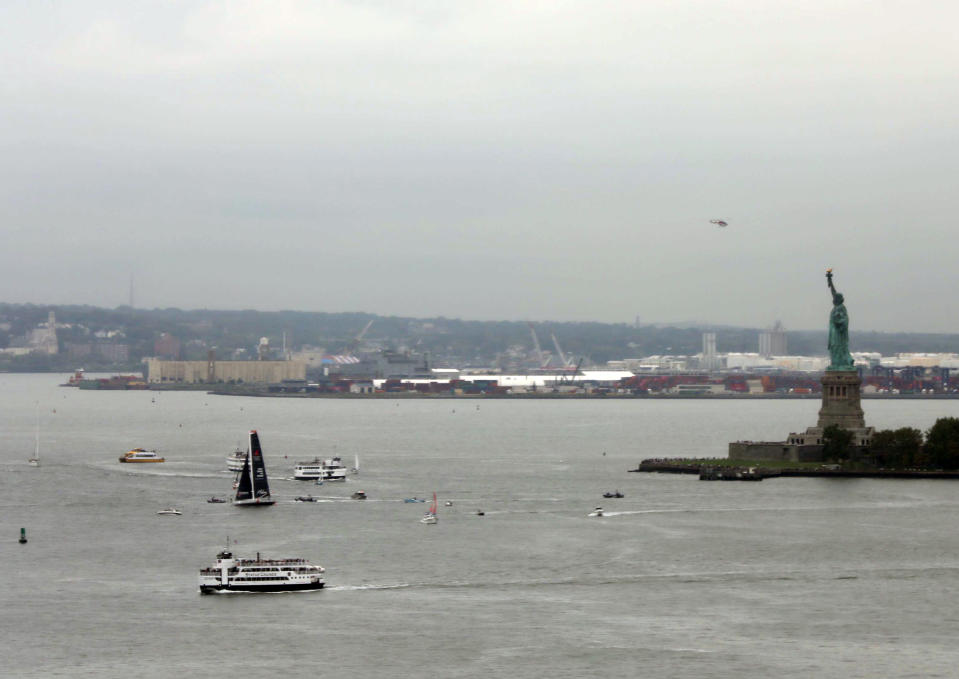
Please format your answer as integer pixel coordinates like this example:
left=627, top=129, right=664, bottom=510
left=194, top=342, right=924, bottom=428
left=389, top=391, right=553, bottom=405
left=119, top=448, right=165, bottom=463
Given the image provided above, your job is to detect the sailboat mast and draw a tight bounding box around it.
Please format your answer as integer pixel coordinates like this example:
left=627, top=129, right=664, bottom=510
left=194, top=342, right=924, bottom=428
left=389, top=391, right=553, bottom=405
left=248, top=438, right=255, bottom=499
left=35, top=402, right=40, bottom=459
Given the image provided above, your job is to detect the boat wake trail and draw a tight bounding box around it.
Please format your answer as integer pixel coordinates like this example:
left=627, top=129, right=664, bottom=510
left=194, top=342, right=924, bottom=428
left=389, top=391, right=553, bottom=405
left=328, top=583, right=412, bottom=591
left=328, top=565, right=959, bottom=594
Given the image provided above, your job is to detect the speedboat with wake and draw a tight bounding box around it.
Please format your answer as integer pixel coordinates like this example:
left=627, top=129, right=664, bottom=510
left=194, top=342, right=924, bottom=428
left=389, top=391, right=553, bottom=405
left=157, top=507, right=182, bottom=515
left=587, top=507, right=604, bottom=517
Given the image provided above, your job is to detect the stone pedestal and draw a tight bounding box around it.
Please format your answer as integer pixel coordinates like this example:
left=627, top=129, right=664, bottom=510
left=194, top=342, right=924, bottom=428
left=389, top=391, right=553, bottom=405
left=729, top=368, right=873, bottom=462
left=818, top=370, right=865, bottom=429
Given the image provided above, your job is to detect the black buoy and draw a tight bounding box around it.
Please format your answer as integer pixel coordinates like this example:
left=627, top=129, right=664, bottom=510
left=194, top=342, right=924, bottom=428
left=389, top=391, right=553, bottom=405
left=19, top=527, right=27, bottom=544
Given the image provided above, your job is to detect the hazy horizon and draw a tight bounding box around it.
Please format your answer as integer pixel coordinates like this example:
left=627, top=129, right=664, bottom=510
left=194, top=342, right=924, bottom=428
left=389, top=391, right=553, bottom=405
left=7, top=298, right=959, bottom=339
left=2, top=2, right=957, bottom=332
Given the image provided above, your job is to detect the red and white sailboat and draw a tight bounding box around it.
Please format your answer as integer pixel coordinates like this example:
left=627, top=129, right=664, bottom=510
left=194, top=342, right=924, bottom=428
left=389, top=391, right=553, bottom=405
left=420, top=492, right=438, bottom=524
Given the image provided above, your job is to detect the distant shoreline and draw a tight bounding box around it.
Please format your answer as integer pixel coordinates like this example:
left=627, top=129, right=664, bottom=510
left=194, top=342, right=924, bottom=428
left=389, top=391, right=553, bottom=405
left=201, top=389, right=959, bottom=400
left=632, top=459, right=959, bottom=479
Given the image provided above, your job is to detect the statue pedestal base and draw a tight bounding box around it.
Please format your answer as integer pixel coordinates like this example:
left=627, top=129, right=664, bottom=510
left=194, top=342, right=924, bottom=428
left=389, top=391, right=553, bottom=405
left=728, top=369, right=873, bottom=463
left=818, top=370, right=865, bottom=429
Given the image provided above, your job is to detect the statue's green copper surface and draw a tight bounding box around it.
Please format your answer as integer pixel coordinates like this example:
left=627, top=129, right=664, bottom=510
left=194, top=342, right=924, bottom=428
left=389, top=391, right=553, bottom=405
left=826, top=270, right=854, bottom=371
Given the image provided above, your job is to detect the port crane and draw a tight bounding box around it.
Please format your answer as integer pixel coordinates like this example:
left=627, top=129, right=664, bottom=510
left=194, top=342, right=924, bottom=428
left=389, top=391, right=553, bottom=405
left=528, top=322, right=551, bottom=368
left=550, top=332, right=573, bottom=367
left=344, top=320, right=374, bottom=355
left=557, top=357, right=584, bottom=385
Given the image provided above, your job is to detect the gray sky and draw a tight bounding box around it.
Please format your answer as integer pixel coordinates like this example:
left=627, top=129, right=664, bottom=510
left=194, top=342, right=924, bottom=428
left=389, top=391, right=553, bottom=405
left=1, top=1, right=957, bottom=332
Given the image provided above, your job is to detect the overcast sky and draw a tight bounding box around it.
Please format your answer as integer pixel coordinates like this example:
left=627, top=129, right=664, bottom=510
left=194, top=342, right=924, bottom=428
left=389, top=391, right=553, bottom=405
left=1, top=1, right=956, bottom=332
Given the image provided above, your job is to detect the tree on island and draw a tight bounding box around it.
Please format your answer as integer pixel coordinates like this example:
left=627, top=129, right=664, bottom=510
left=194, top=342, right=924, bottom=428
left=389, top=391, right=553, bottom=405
left=924, top=417, right=959, bottom=470
left=869, top=427, right=924, bottom=468
left=822, top=424, right=854, bottom=463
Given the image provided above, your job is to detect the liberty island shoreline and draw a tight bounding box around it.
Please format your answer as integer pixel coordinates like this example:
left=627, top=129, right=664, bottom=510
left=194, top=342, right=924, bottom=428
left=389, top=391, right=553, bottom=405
left=202, top=387, right=959, bottom=400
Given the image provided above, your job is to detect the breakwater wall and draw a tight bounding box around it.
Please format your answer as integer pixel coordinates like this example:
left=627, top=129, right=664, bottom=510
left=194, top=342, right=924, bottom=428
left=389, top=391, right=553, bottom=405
left=632, top=459, right=959, bottom=479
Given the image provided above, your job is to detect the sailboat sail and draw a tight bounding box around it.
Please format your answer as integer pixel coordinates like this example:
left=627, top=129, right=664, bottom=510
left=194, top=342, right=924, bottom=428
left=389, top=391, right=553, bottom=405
left=233, top=430, right=275, bottom=506
left=429, top=492, right=437, bottom=515
left=28, top=403, right=40, bottom=466
left=234, top=451, right=253, bottom=502
left=250, top=430, right=271, bottom=499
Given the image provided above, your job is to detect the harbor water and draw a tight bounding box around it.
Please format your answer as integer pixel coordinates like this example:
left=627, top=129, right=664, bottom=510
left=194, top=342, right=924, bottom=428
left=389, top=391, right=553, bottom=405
left=4, top=374, right=959, bottom=678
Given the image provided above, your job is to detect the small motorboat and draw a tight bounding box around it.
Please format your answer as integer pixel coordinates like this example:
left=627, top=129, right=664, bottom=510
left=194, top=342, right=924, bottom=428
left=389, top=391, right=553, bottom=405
left=420, top=492, right=439, bottom=524
left=404, top=497, right=425, bottom=503
left=476, top=510, right=485, bottom=516
left=294, top=496, right=316, bottom=503
left=587, top=507, right=604, bottom=518
left=351, top=491, right=367, bottom=500
left=157, top=507, right=182, bottom=516
left=444, top=500, right=453, bottom=507
left=207, top=497, right=227, bottom=504
left=603, top=491, right=624, bottom=499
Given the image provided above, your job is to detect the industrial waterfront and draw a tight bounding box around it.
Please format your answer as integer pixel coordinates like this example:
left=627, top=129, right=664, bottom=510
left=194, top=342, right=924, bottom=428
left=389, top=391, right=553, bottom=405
left=5, top=374, right=959, bottom=678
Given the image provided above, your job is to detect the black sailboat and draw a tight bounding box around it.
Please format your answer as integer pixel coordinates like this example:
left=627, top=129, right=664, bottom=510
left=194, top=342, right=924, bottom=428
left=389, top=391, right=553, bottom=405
left=233, top=430, right=275, bottom=507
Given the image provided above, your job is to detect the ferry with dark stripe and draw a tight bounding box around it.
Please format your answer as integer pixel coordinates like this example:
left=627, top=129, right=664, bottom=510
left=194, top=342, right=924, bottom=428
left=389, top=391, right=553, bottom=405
left=199, top=550, right=325, bottom=594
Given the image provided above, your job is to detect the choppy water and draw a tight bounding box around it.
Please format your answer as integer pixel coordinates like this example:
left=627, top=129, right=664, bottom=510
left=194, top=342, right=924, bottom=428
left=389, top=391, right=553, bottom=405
left=4, top=373, right=959, bottom=678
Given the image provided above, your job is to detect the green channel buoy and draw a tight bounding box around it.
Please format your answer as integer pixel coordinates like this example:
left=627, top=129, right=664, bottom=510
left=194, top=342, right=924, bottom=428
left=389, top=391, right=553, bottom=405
left=19, top=528, right=27, bottom=544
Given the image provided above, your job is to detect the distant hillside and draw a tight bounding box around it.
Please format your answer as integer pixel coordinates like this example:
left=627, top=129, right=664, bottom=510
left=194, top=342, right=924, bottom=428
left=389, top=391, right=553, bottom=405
left=1, top=303, right=958, bottom=371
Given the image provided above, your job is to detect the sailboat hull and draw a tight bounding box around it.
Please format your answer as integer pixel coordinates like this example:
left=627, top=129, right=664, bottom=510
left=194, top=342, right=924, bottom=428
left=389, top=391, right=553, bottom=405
left=200, top=581, right=324, bottom=594
left=232, top=498, right=276, bottom=507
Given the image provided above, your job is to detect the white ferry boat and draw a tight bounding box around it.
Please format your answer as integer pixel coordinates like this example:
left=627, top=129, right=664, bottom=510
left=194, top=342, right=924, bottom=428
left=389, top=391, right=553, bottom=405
left=293, top=458, right=324, bottom=480
left=119, top=448, right=165, bottom=463
left=226, top=448, right=246, bottom=472
left=320, top=456, right=348, bottom=482
left=198, top=550, right=325, bottom=594
left=293, top=456, right=348, bottom=482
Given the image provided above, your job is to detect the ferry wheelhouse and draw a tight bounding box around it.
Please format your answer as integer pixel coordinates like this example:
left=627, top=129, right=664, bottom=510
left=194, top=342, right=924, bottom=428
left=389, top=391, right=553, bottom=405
left=198, top=551, right=325, bottom=594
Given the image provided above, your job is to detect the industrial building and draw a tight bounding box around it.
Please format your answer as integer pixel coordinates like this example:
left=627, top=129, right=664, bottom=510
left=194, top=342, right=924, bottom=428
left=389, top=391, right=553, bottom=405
left=759, top=321, right=788, bottom=357
left=145, top=358, right=306, bottom=384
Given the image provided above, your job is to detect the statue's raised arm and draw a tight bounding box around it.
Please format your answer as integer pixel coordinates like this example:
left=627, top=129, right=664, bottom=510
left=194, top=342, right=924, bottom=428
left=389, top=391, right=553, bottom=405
left=825, top=269, right=854, bottom=370
left=826, top=269, right=841, bottom=304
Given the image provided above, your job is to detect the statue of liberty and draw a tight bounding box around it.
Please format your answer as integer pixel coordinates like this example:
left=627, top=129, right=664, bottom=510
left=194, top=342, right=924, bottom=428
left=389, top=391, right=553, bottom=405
left=826, top=269, right=854, bottom=370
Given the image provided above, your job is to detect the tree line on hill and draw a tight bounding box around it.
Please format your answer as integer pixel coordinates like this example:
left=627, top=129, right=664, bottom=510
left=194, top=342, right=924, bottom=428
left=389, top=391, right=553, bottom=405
left=823, top=418, right=959, bottom=470
left=3, top=302, right=959, bottom=371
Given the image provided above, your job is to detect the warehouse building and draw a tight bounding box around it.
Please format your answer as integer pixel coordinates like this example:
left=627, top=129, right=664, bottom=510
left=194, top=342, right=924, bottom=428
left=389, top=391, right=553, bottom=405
left=145, top=358, right=306, bottom=384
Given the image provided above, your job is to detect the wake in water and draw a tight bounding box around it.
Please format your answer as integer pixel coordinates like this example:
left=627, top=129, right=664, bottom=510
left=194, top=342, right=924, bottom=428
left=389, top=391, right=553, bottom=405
left=327, top=583, right=412, bottom=591
left=321, top=565, right=959, bottom=594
